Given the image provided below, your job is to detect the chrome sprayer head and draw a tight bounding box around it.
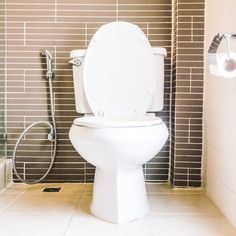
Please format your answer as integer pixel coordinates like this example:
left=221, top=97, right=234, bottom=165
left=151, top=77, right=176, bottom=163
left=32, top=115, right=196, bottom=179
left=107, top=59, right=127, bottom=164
left=41, top=50, right=54, bottom=79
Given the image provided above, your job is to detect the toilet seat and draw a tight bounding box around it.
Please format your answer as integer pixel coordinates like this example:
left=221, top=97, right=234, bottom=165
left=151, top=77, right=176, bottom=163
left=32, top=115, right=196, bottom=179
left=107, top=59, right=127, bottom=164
left=73, top=116, right=162, bottom=128
left=83, top=21, right=157, bottom=116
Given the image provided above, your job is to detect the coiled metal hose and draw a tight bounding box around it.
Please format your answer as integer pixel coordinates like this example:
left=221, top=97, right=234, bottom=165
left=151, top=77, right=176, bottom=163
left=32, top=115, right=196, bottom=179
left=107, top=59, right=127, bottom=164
left=12, top=50, right=57, bottom=184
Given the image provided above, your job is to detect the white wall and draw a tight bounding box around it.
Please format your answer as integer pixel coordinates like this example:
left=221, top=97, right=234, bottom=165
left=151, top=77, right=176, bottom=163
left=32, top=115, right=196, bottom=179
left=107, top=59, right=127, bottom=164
left=204, top=0, right=236, bottom=228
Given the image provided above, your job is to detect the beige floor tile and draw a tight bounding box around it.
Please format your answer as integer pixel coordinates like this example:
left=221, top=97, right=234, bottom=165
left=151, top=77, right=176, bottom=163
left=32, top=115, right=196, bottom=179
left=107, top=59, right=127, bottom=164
left=23, top=183, right=86, bottom=195
left=146, top=183, right=203, bottom=194
left=149, top=214, right=236, bottom=236
left=59, top=183, right=86, bottom=194
left=0, top=183, right=235, bottom=236
left=19, top=183, right=54, bottom=194
left=0, top=213, right=71, bottom=236
left=2, top=193, right=80, bottom=214
left=0, top=194, right=21, bottom=212
left=146, top=183, right=173, bottom=194
left=64, top=212, right=153, bottom=236
left=76, top=194, right=92, bottom=212
left=84, top=183, right=93, bottom=194
left=1, top=183, right=30, bottom=195
left=148, top=193, right=221, bottom=216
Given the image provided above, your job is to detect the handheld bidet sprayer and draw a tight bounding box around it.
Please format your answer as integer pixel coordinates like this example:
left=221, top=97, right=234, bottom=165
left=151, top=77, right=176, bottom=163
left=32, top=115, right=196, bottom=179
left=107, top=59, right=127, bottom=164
left=41, top=50, right=54, bottom=79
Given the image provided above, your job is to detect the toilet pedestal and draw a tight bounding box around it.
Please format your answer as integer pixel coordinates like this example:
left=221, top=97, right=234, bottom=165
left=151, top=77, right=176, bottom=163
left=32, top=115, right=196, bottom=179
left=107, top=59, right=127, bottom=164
left=91, top=167, right=149, bottom=223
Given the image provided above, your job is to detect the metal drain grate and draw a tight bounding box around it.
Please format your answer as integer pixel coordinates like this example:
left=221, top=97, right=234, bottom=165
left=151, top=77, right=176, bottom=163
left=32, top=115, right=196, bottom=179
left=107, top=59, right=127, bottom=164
left=42, top=187, right=61, bottom=192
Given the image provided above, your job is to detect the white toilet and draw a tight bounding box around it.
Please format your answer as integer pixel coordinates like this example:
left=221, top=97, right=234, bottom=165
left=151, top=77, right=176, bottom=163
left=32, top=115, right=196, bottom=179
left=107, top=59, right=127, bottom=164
left=69, top=21, right=169, bottom=224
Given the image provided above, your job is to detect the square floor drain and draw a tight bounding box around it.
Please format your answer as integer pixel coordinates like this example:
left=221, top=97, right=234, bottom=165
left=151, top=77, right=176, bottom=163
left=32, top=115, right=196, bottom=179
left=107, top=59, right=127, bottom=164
left=42, top=187, right=62, bottom=192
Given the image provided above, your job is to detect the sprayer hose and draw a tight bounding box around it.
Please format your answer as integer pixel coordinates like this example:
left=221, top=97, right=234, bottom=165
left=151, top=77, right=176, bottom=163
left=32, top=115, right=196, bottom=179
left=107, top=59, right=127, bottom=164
left=12, top=77, right=57, bottom=184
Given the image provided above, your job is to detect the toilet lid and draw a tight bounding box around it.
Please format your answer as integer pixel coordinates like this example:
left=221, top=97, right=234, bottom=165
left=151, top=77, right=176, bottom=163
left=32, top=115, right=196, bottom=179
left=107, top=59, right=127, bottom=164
left=83, top=21, right=157, bottom=116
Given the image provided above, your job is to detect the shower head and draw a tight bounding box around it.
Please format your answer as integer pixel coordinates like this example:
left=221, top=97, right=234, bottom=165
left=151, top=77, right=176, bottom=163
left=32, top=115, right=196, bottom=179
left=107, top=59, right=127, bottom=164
left=41, top=50, right=53, bottom=79
left=41, top=49, right=52, bottom=60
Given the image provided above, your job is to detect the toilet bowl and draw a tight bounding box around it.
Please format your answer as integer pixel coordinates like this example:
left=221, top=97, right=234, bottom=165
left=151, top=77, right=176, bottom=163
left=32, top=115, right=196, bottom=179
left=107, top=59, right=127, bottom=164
left=69, top=21, right=169, bottom=223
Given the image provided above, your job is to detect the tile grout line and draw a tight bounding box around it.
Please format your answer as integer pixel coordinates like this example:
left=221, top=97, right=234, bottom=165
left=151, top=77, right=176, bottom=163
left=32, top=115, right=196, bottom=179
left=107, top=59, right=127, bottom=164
left=0, top=191, right=25, bottom=214
left=116, top=0, right=118, bottom=21
left=54, top=46, right=57, bottom=70
left=62, top=184, right=87, bottom=236
left=23, top=22, right=26, bottom=46
left=188, top=118, right=191, bottom=143
left=187, top=168, right=189, bottom=188
left=190, top=67, right=192, bottom=93
left=23, top=116, right=26, bottom=136
left=23, top=69, right=25, bottom=93
left=84, top=163, right=86, bottom=183
left=23, top=162, right=26, bottom=180
left=191, top=16, right=193, bottom=42
left=85, top=22, right=87, bottom=47
left=55, top=0, right=57, bottom=22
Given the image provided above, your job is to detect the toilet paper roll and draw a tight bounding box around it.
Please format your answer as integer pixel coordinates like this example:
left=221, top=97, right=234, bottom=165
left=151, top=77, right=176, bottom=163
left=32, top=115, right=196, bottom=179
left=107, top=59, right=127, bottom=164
left=217, top=53, right=236, bottom=78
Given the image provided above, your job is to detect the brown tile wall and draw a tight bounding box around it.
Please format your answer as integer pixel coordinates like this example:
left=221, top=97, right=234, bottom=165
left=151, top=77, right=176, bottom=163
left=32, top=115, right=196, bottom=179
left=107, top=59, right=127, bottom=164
left=170, top=0, right=204, bottom=188
left=5, top=0, right=172, bottom=183
left=0, top=2, right=6, bottom=158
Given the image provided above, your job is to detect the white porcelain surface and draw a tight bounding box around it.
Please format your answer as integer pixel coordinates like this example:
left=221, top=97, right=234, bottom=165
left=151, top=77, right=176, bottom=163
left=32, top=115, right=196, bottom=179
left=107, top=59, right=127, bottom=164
left=69, top=121, right=168, bottom=223
left=71, top=51, right=92, bottom=114
left=70, top=46, right=166, bottom=114
left=83, top=21, right=157, bottom=115
left=73, top=115, right=162, bottom=128
left=69, top=21, right=169, bottom=223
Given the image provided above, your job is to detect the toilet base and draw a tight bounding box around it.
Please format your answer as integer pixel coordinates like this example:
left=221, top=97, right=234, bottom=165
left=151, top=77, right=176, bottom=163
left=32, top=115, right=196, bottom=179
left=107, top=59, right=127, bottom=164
left=90, top=166, right=149, bottom=224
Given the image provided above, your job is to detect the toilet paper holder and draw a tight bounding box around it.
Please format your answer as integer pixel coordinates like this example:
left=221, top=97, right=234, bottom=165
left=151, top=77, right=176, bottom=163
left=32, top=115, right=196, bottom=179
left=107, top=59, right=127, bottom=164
left=208, top=33, right=236, bottom=78
left=208, top=33, right=236, bottom=54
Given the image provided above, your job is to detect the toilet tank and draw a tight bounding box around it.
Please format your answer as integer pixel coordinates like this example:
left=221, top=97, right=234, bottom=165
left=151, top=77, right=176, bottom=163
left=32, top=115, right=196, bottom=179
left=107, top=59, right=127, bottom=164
left=70, top=47, right=166, bottom=114
left=148, top=47, right=167, bottom=112
left=70, top=49, right=92, bottom=114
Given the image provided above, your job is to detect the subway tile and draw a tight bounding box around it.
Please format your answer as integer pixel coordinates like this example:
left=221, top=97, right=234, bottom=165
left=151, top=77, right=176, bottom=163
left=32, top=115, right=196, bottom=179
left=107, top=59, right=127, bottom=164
left=175, top=161, right=202, bottom=169
left=171, top=0, right=204, bottom=187
left=119, top=4, right=171, bottom=11
left=119, top=0, right=170, bottom=4
left=4, top=0, right=204, bottom=187
left=178, top=3, right=204, bottom=10
left=57, top=0, right=116, bottom=4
